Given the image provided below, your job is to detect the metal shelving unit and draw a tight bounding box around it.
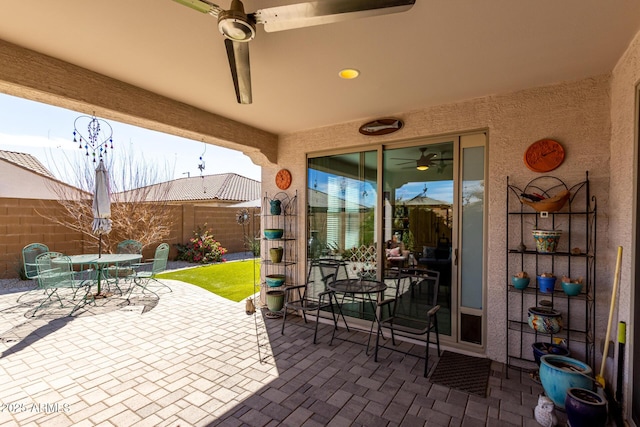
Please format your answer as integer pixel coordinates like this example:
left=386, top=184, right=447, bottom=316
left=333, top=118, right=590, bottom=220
left=505, top=173, right=596, bottom=374
left=261, top=191, right=298, bottom=319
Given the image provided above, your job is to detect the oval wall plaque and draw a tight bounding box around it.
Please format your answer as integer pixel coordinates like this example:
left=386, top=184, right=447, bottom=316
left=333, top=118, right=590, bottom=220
left=359, top=118, right=403, bottom=136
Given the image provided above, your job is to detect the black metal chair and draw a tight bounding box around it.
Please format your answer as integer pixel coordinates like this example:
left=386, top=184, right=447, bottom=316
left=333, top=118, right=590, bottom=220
left=375, top=269, right=441, bottom=377
left=281, top=259, right=346, bottom=343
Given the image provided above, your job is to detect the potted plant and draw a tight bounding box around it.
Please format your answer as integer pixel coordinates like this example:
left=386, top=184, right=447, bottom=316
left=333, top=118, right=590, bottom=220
left=537, top=272, right=557, bottom=293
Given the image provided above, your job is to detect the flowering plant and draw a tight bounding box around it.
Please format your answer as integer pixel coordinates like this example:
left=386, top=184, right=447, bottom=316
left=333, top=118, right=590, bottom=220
left=176, top=224, right=227, bottom=263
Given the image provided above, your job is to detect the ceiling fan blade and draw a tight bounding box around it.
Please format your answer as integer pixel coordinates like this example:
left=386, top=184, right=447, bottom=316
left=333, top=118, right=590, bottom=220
left=224, top=39, right=252, bottom=104
left=171, top=0, right=222, bottom=17
left=254, top=0, right=416, bottom=33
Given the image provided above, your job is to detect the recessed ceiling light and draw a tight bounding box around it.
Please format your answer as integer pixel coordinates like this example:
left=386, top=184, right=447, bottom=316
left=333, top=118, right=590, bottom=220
left=338, top=68, right=360, bottom=79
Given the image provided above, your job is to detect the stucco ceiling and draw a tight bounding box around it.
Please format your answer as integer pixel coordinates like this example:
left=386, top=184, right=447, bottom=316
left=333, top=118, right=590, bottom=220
left=0, top=0, right=639, bottom=136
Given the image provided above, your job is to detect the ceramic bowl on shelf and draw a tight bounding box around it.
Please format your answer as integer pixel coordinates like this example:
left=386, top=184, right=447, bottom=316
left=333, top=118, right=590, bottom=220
left=264, top=228, right=284, bottom=239
left=561, top=281, right=583, bottom=296
left=266, top=274, right=286, bottom=287
left=511, top=276, right=530, bottom=290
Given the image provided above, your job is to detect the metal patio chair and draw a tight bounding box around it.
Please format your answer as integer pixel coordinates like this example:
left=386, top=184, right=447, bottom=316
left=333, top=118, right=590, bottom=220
left=127, top=242, right=171, bottom=298
left=106, top=239, right=143, bottom=280
left=375, top=269, right=441, bottom=377
left=32, top=252, right=92, bottom=316
left=282, top=259, right=347, bottom=343
left=17, top=243, right=50, bottom=303
left=22, top=243, right=49, bottom=280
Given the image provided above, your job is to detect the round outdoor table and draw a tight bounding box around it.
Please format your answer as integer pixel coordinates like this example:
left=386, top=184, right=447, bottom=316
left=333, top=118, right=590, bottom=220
left=67, top=253, right=142, bottom=295
left=328, top=278, right=387, bottom=354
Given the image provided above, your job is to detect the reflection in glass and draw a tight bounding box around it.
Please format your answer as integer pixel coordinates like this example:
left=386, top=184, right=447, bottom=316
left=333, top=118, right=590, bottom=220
left=307, top=151, right=377, bottom=320
left=383, top=142, right=454, bottom=336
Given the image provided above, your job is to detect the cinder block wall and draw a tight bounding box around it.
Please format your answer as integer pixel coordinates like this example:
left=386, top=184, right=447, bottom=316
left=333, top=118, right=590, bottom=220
left=0, top=198, right=86, bottom=278
left=0, top=198, right=261, bottom=279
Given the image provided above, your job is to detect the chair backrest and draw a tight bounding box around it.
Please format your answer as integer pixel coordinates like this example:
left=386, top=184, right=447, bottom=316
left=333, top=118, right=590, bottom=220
left=35, top=252, right=74, bottom=289
left=151, top=243, right=170, bottom=275
left=117, top=239, right=143, bottom=255
left=316, top=259, right=341, bottom=289
left=22, top=243, right=49, bottom=279
left=394, top=269, right=440, bottom=320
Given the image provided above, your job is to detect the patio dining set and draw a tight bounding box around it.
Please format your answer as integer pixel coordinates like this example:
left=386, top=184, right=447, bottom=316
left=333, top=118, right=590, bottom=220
left=19, top=240, right=171, bottom=317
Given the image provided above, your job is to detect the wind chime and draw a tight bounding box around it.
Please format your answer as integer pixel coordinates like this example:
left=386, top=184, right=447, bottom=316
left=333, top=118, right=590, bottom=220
left=74, top=114, right=114, bottom=162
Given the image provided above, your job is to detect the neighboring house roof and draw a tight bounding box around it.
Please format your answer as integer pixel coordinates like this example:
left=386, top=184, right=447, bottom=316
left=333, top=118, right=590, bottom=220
left=0, top=149, right=88, bottom=199
left=128, top=173, right=261, bottom=203
left=0, top=150, right=56, bottom=179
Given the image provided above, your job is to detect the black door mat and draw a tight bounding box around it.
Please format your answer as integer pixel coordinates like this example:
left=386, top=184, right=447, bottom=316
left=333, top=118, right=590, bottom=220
left=429, top=351, right=491, bottom=397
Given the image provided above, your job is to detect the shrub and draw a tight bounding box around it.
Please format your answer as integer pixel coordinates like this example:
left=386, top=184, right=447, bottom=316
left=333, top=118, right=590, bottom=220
left=176, top=225, right=227, bottom=264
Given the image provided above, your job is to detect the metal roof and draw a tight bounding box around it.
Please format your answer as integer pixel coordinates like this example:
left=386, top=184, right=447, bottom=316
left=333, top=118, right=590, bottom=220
left=132, top=173, right=260, bottom=203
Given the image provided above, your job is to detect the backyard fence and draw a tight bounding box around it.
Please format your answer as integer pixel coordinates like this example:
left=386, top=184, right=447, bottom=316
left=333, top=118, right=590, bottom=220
left=0, top=197, right=260, bottom=278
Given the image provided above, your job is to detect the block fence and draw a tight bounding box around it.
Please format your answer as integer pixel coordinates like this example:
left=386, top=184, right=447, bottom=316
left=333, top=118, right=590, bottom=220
left=0, top=197, right=260, bottom=279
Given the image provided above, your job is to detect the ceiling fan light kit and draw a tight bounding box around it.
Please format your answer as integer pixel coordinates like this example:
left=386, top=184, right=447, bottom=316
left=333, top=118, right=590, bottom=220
left=172, top=0, right=416, bottom=104
left=218, top=0, right=255, bottom=41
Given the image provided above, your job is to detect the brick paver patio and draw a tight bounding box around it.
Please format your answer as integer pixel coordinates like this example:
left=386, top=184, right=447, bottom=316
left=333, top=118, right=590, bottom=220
left=0, top=278, right=548, bottom=426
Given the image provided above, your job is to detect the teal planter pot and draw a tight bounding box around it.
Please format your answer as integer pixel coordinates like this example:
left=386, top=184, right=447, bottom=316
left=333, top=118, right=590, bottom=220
left=539, top=355, right=594, bottom=409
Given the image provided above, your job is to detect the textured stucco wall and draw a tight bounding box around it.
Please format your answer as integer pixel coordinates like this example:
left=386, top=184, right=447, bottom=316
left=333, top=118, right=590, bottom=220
left=268, top=75, right=612, bottom=363
left=610, top=30, right=640, bottom=417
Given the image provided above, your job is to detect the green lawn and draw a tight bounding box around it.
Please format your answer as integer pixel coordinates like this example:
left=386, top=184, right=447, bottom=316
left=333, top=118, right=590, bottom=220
left=156, top=259, right=260, bottom=302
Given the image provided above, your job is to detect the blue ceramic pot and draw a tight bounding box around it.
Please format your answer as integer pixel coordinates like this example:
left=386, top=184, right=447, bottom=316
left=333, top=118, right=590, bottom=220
left=537, top=275, right=557, bottom=293
left=532, top=342, right=570, bottom=366
left=539, top=355, right=594, bottom=409
left=565, top=387, right=607, bottom=427
left=264, top=229, right=284, bottom=239
left=269, top=199, right=282, bottom=215
left=265, top=274, right=285, bottom=287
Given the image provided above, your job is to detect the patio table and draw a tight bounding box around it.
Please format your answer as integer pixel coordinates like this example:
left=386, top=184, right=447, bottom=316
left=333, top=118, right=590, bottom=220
left=66, top=253, right=142, bottom=296
left=328, top=278, right=387, bottom=354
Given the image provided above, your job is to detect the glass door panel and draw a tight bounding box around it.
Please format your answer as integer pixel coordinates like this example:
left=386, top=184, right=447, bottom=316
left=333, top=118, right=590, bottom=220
left=459, top=135, right=486, bottom=345
left=307, top=151, right=377, bottom=320
left=382, top=141, right=455, bottom=336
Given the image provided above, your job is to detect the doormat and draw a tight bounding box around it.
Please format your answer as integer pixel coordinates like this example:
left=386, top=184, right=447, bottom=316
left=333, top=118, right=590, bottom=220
left=429, top=351, right=491, bottom=397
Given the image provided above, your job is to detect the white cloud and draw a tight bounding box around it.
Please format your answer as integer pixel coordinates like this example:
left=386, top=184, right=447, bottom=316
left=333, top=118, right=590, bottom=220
left=0, top=132, right=77, bottom=151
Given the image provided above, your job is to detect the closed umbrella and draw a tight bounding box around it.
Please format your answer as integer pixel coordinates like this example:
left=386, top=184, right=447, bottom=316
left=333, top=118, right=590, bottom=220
left=92, top=159, right=112, bottom=257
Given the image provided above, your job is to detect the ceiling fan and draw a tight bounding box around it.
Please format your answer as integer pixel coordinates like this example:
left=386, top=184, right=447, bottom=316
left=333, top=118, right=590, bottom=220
left=172, top=0, right=416, bottom=104
left=393, top=147, right=453, bottom=171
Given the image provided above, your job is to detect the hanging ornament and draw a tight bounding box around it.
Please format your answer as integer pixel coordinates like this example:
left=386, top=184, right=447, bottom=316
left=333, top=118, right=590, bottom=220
left=198, top=141, right=207, bottom=175
left=73, top=114, right=114, bottom=162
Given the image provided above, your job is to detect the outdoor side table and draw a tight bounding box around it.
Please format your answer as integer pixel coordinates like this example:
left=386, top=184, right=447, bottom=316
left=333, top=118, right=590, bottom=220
left=328, top=278, right=387, bottom=354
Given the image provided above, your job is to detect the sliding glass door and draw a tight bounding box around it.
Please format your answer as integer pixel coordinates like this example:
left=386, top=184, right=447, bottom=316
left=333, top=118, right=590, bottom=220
left=307, top=133, right=486, bottom=347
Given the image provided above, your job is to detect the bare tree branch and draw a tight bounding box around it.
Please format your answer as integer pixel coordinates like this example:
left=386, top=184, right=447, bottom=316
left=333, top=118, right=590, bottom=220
left=40, top=147, right=175, bottom=253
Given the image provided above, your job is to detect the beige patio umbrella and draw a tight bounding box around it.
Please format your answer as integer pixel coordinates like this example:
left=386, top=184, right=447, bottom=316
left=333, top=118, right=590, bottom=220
left=92, top=159, right=112, bottom=257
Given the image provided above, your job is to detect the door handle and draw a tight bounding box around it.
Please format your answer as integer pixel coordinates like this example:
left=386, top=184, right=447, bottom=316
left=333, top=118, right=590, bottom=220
left=454, top=248, right=458, bottom=266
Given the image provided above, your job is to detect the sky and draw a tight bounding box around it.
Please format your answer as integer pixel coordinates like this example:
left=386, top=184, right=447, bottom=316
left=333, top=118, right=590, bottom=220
left=0, top=93, right=262, bottom=185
